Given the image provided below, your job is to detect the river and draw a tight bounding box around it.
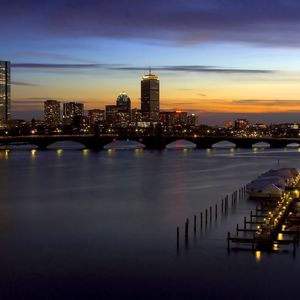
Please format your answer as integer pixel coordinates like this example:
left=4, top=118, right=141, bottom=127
left=0, top=143, right=299, bottom=299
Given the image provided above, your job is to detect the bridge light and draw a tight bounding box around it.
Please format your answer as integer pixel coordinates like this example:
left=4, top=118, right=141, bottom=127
left=31, top=149, right=36, bottom=158
left=57, top=149, right=63, bottom=157
left=255, top=251, right=261, bottom=262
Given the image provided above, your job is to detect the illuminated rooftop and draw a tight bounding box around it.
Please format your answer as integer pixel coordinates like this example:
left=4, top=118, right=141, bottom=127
left=142, top=68, right=159, bottom=80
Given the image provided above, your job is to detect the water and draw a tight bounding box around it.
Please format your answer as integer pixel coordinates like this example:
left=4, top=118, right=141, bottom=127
left=0, top=144, right=300, bottom=299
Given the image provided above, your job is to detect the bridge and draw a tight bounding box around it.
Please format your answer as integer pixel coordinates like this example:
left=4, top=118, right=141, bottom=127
left=0, top=135, right=300, bottom=150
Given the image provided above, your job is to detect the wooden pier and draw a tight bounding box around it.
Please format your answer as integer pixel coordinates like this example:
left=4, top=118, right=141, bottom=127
left=227, top=189, right=300, bottom=254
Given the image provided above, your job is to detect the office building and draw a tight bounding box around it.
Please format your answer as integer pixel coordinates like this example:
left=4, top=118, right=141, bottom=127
left=105, top=105, right=118, bottom=127
left=116, top=92, right=131, bottom=113
left=0, top=61, right=11, bottom=122
left=63, top=102, right=84, bottom=125
left=44, top=100, right=60, bottom=127
left=88, top=109, right=105, bottom=126
left=141, top=70, right=159, bottom=123
left=187, top=114, right=197, bottom=127
left=234, top=119, right=249, bottom=129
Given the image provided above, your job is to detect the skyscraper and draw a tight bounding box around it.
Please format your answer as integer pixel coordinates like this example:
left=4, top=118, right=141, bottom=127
left=116, top=92, right=131, bottom=113
left=62, top=102, right=84, bottom=125
left=0, top=61, right=11, bottom=122
left=141, top=70, right=159, bottom=123
left=44, top=100, right=60, bottom=127
left=116, top=92, right=131, bottom=127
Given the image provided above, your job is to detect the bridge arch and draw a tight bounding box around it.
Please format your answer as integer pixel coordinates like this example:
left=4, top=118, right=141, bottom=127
left=103, top=139, right=145, bottom=149
left=0, top=142, right=38, bottom=150
left=286, top=142, right=300, bottom=148
left=47, top=140, right=86, bottom=150
left=166, top=139, right=196, bottom=149
left=252, top=142, right=270, bottom=148
left=212, top=140, right=236, bottom=149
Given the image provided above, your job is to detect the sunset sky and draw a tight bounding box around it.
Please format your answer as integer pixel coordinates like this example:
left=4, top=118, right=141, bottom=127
left=3, top=0, right=300, bottom=124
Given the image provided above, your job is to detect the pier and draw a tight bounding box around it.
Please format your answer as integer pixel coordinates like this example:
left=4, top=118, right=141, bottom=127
left=227, top=189, right=300, bottom=254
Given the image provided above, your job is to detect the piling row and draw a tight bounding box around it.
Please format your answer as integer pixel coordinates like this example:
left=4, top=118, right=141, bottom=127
left=177, top=185, right=247, bottom=247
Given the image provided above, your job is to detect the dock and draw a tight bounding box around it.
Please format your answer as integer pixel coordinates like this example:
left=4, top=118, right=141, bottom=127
left=227, top=188, right=300, bottom=254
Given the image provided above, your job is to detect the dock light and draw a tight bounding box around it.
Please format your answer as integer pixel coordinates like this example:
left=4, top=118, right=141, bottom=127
left=257, top=225, right=260, bottom=229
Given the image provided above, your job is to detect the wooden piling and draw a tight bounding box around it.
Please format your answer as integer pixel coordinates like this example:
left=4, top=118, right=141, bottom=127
left=227, top=232, right=230, bottom=250
left=221, top=199, right=224, bottom=213
left=244, top=216, right=247, bottom=230
left=215, top=204, right=218, bottom=220
left=185, top=219, right=189, bottom=242
left=194, top=215, right=196, bottom=233
left=200, top=212, right=203, bottom=229
left=205, top=209, right=208, bottom=225
left=236, top=223, right=239, bottom=236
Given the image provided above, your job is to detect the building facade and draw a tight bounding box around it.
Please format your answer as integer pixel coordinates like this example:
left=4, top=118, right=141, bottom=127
left=88, top=109, right=105, bottom=126
left=0, top=61, right=11, bottom=122
left=44, top=100, right=60, bottom=127
left=116, top=92, right=131, bottom=113
left=105, top=105, right=118, bottom=127
left=141, top=71, right=159, bottom=123
left=62, top=102, right=84, bottom=125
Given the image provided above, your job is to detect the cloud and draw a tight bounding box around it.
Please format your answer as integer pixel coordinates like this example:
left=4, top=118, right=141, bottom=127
left=11, top=63, right=109, bottom=69
left=112, top=65, right=274, bottom=74
left=232, top=99, right=300, bottom=106
left=2, top=0, right=300, bottom=47
left=11, top=63, right=274, bottom=75
left=12, top=81, right=39, bottom=87
left=14, top=51, right=92, bottom=63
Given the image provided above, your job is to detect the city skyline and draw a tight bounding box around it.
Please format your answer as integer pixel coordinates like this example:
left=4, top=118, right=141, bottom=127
left=3, top=1, right=300, bottom=124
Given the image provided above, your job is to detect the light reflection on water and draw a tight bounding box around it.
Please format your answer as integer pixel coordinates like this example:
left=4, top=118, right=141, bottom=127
left=0, top=145, right=300, bottom=299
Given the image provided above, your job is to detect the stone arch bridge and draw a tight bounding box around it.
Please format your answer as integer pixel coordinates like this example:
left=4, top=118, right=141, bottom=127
left=0, top=135, right=299, bottom=150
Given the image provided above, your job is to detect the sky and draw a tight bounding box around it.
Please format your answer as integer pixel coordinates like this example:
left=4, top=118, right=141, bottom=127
left=2, top=0, right=300, bottom=125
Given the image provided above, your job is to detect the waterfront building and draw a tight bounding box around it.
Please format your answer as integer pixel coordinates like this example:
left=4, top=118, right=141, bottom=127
left=0, top=61, right=11, bottom=122
left=88, top=109, right=105, bottom=126
left=187, top=114, right=197, bottom=127
left=116, top=92, right=131, bottom=127
left=105, top=105, right=118, bottom=127
left=116, top=92, right=131, bottom=113
left=224, top=120, right=234, bottom=129
left=62, top=102, right=84, bottom=125
left=141, top=70, right=159, bottom=123
left=44, top=100, right=60, bottom=127
left=174, top=110, right=188, bottom=125
left=234, top=119, right=249, bottom=129
left=160, top=111, right=193, bottom=127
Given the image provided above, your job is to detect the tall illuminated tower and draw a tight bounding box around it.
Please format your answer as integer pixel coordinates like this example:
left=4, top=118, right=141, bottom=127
left=0, top=61, right=11, bottom=122
left=44, top=100, right=60, bottom=127
left=141, top=69, right=159, bottom=122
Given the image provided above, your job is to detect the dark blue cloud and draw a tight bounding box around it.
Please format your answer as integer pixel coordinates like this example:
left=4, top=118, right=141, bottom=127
left=1, top=0, right=300, bottom=46
left=11, top=63, right=274, bottom=74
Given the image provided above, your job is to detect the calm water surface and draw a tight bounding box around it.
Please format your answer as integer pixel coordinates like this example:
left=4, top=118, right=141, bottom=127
left=0, top=144, right=300, bottom=299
